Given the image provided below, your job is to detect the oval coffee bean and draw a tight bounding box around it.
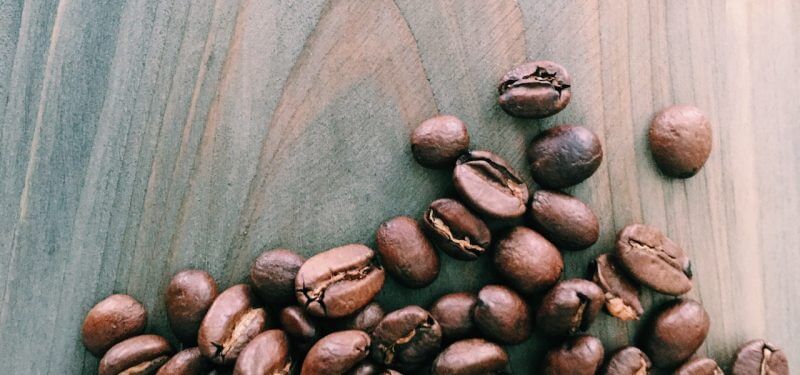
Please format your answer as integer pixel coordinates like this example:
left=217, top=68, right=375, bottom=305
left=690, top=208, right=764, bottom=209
left=410, top=115, right=470, bottom=168
left=643, top=299, right=710, bottom=367
left=82, top=294, right=148, bottom=356
left=296, top=244, right=385, bottom=318
left=431, top=339, right=509, bottom=375
left=198, top=284, right=268, bottom=365
left=527, top=125, right=603, bottom=189
left=542, top=335, right=604, bottom=375
left=376, top=216, right=440, bottom=288
left=498, top=60, right=571, bottom=119
left=165, top=269, right=218, bottom=345
left=602, top=346, right=651, bottom=375
left=536, top=279, right=604, bottom=337
left=371, top=305, right=442, bottom=371
left=422, top=198, right=491, bottom=260
left=233, top=330, right=291, bottom=375
left=529, top=190, right=599, bottom=250
left=280, top=306, right=319, bottom=352
left=348, top=361, right=402, bottom=375
left=493, top=226, right=563, bottom=295
left=615, top=223, right=692, bottom=295
left=99, top=335, right=172, bottom=375
left=590, top=254, right=643, bottom=321
left=731, top=340, right=789, bottom=375
left=649, top=105, right=712, bottom=178
left=250, top=248, right=305, bottom=306
left=156, top=347, right=211, bottom=375
left=473, top=285, right=531, bottom=344
left=333, top=302, right=386, bottom=334
left=302, top=330, right=370, bottom=375
left=452, top=150, right=529, bottom=219
left=675, top=357, right=723, bottom=375
left=430, top=292, right=478, bottom=342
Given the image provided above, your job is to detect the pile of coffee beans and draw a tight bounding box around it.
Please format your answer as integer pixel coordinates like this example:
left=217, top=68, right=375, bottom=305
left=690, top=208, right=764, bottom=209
left=80, top=60, right=789, bottom=375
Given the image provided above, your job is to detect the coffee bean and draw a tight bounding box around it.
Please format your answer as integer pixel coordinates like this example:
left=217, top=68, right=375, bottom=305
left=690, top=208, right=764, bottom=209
left=98, top=335, right=172, bottom=375
left=527, top=125, right=603, bottom=189
left=429, top=292, right=478, bottom=342
left=422, top=198, right=491, bottom=260
left=452, top=150, right=529, bottom=219
left=302, top=330, right=371, bottom=375
left=165, top=270, right=218, bottom=345
left=731, top=340, right=789, bottom=375
left=590, top=254, right=643, bottom=321
left=376, top=216, right=440, bottom=288
left=602, top=346, right=651, bottom=375
left=498, top=60, right=571, bottom=118
left=233, top=330, right=292, bottom=375
left=295, top=244, right=385, bottom=318
left=156, top=347, right=210, bottom=375
left=473, top=285, right=531, bottom=344
left=280, top=306, right=319, bottom=352
left=542, top=335, right=604, bottom=375
left=615, top=223, right=692, bottom=295
left=643, top=299, right=710, bottom=367
left=333, top=302, right=386, bottom=334
left=371, top=305, right=442, bottom=371
left=649, top=105, right=712, bottom=178
left=493, top=226, right=563, bottom=295
left=348, top=361, right=402, bottom=375
left=82, top=294, right=148, bottom=357
left=675, top=357, right=723, bottom=375
left=198, top=284, right=268, bottom=365
left=431, top=339, right=509, bottom=375
left=410, top=115, right=470, bottom=168
left=536, top=279, right=604, bottom=337
left=529, top=190, right=599, bottom=250
left=250, top=248, right=305, bottom=307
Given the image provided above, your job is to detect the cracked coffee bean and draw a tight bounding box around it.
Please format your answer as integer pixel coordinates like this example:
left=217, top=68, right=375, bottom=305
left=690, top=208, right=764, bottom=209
left=431, top=338, right=509, bottom=375
left=280, top=306, right=320, bottom=352
left=452, top=150, right=529, bottom=220
left=198, top=284, right=268, bottom=365
left=493, top=226, right=563, bottom=295
left=302, top=330, right=371, bottom=375
left=333, top=302, right=386, bottom=334
left=376, top=216, right=440, bottom=288
left=295, top=244, right=385, bottom=318
left=233, top=330, right=292, bottom=375
left=422, top=198, right=491, bottom=260
left=371, top=305, right=442, bottom=372
left=602, top=346, right=651, bottom=375
left=529, top=190, right=599, bottom=251
left=536, top=279, right=604, bottom=337
left=250, top=248, right=305, bottom=307
left=615, top=223, right=692, bottom=296
left=82, top=294, right=148, bottom=357
left=473, top=284, right=531, bottom=344
left=649, top=105, right=712, bottom=178
left=156, top=347, right=210, bottom=375
left=527, top=125, right=603, bottom=189
left=498, top=60, right=571, bottom=118
left=542, top=335, right=604, bottom=375
left=731, top=340, right=789, bottom=375
left=430, top=292, right=478, bottom=342
left=98, top=334, right=172, bottom=375
left=675, top=357, right=723, bottom=375
left=643, top=299, right=710, bottom=368
left=590, top=253, right=643, bottom=321
left=165, top=269, right=218, bottom=345
left=410, top=115, right=470, bottom=168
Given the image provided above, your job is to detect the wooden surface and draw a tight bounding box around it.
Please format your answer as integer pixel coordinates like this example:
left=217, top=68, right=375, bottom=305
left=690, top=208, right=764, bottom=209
left=1, top=0, right=798, bottom=373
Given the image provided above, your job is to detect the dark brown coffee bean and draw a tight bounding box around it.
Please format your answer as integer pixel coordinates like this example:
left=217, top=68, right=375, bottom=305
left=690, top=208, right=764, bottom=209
left=296, top=244, right=385, bottom=318
left=280, top=306, right=319, bottom=352
left=452, top=150, right=529, bottom=220
left=250, top=248, right=305, bottom=306
left=233, top=330, right=291, bottom=375
left=371, top=306, right=442, bottom=371
left=156, top=347, right=211, bottom=375
left=542, top=335, right=604, bottom=375
left=731, top=340, right=789, bottom=375
left=602, top=346, right=651, bottom=375
left=615, top=223, right=692, bottom=296
left=527, top=125, right=603, bottom=189
left=376, top=216, right=440, bottom=288
left=333, top=302, right=386, bottom=334
left=498, top=60, right=571, bottom=118
left=348, top=361, right=403, bottom=375
left=302, top=330, right=371, bottom=375
left=422, top=198, right=491, bottom=260
left=493, top=226, right=563, bottom=295
left=429, top=292, right=478, bottom=342
left=410, top=115, right=470, bottom=168
left=590, top=254, right=643, bottom=321
left=82, top=294, right=148, bottom=357
left=431, top=339, right=509, bottom=375
left=675, top=357, right=723, bottom=375
left=536, top=279, right=604, bottom=337
left=198, top=284, right=268, bottom=365
left=473, top=285, right=531, bottom=344
left=648, top=105, right=712, bottom=178
left=643, top=299, right=710, bottom=368
left=165, top=270, right=218, bottom=345
left=98, top=335, right=172, bottom=375
left=529, top=190, right=599, bottom=250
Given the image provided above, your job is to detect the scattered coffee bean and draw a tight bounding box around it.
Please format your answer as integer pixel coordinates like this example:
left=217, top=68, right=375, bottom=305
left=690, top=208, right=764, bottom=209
left=82, top=294, right=148, bottom=357
left=156, top=347, right=210, bottom=375
left=615, top=223, right=692, bottom=295
left=280, top=306, right=319, bottom=352
left=302, top=330, right=371, bottom=375
left=643, top=299, right=710, bottom=368
left=590, top=254, right=643, bottom=321
left=731, top=339, right=789, bottom=375
left=542, top=335, right=604, bottom=375
left=493, top=226, right=563, bottom=295
left=536, top=279, right=604, bottom=337
left=529, top=190, right=599, bottom=250
left=371, top=305, right=442, bottom=371
left=675, top=357, right=723, bottom=375
left=648, top=105, right=712, bottom=178
left=473, top=284, right=531, bottom=344
left=376, top=216, right=440, bottom=288
left=165, top=269, right=218, bottom=345
left=233, top=330, right=292, bottom=375
left=422, top=198, right=491, bottom=260
left=429, top=292, right=478, bottom=342
left=250, top=248, right=305, bottom=306
left=198, top=284, right=268, bottom=365
left=498, top=60, right=571, bottom=118
left=452, top=150, right=529, bottom=219
left=431, top=338, right=509, bottom=375
left=333, top=302, right=386, bottom=333
left=602, top=346, right=651, bottom=375
left=527, top=125, right=603, bottom=189
left=410, top=115, right=470, bottom=168
left=98, top=334, right=172, bottom=375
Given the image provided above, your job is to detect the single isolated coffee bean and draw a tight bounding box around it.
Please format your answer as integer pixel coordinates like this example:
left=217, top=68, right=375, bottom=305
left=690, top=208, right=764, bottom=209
left=452, top=150, right=529, bottom=220
left=376, top=216, right=440, bottom=288
left=250, top=248, right=305, bottom=306
left=527, top=125, right=603, bottom=189
left=280, top=306, right=319, bottom=352
left=529, top=190, right=599, bottom=250
left=295, top=244, right=385, bottom=318
left=333, top=302, right=386, bottom=333
left=493, top=226, right=563, bottom=295
left=643, top=299, right=710, bottom=368
left=649, top=105, right=712, bottom=178
left=536, top=279, right=604, bottom=337
left=82, top=294, right=148, bottom=357
left=98, top=334, right=172, bottom=375
left=233, top=330, right=291, bottom=375
left=590, top=254, right=643, bottom=321
left=615, top=223, right=692, bottom=296
left=371, top=305, right=442, bottom=371
left=431, top=338, right=510, bottom=375
left=602, top=346, right=651, bottom=375
left=498, top=60, right=571, bottom=118
left=422, top=198, right=491, bottom=260
left=302, top=330, right=370, bottom=375
left=473, top=284, right=531, bottom=344
left=430, top=292, right=478, bottom=342
left=675, top=357, right=723, bottom=375
left=410, top=115, right=470, bottom=168
left=198, top=284, right=268, bottom=365
left=156, top=347, right=211, bottom=375
left=165, top=269, right=218, bottom=345
left=731, top=339, right=789, bottom=375
left=543, top=335, right=604, bottom=375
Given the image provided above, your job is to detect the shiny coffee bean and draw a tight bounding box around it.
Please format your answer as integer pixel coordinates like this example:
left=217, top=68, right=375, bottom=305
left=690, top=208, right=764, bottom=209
left=348, top=361, right=403, bottom=375
left=302, top=330, right=371, bottom=375
left=82, top=294, right=148, bottom=356
left=376, top=216, right=440, bottom=288
left=431, top=339, right=509, bottom=375
left=649, top=105, right=712, bottom=178
left=498, top=60, right=571, bottom=119
left=98, top=335, right=172, bottom=375
left=529, top=190, right=599, bottom=250
left=429, top=292, right=478, bottom=342
left=422, top=198, right=491, bottom=260
left=452, top=150, right=529, bottom=219
left=590, top=254, right=643, bottom=321
left=333, top=302, right=386, bottom=334
left=280, top=306, right=319, bottom=352
left=527, top=125, right=603, bottom=189
left=602, top=346, right=651, bottom=375
left=233, top=330, right=291, bottom=375
left=731, top=340, right=789, bottom=375
left=536, top=279, right=604, bottom=337
left=250, top=248, right=305, bottom=306
left=156, top=347, right=211, bottom=375
left=371, top=305, right=442, bottom=371
left=493, top=226, right=563, bottom=295
left=542, top=335, right=604, bottom=375
left=410, top=115, right=470, bottom=168
left=198, top=284, right=268, bottom=365
left=296, top=244, right=385, bottom=318
left=675, top=357, right=723, bottom=375
left=643, top=299, right=710, bottom=367
left=165, top=269, right=218, bottom=345
left=615, top=223, right=692, bottom=296
left=473, top=285, right=531, bottom=344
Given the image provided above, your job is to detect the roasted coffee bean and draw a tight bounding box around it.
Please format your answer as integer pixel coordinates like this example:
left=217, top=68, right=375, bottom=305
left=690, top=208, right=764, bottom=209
left=233, top=330, right=291, bottom=375
left=590, top=254, right=643, bottom=321
left=198, top=284, right=268, bottom=365
left=348, top=361, right=403, bottom=375
left=649, top=105, right=712, bottom=178
left=498, top=60, right=571, bottom=118
left=302, top=330, right=371, bottom=375
left=615, top=223, right=692, bottom=295
left=371, top=306, right=442, bottom=371
left=542, top=335, right=604, bottom=375
left=493, top=226, right=563, bottom=295
left=250, top=248, right=305, bottom=306
left=334, top=302, right=386, bottom=334
left=410, top=115, right=470, bottom=168
left=430, top=292, right=478, bottom=342
left=82, top=294, right=148, bottom=356
left=422, top=198, right=491, bottom=260
left=529, top=190, right=599, bottom=250
left=675, top=357, right=723, bottom=375
left=527, top=125, right=603, bottom=189
left=296, top=244, right=385, bottom=318
left=376, top=216, right=440, bottom=288
left=452, top=150, right=529, bottom=219
left=602, top=346, right=651, bottom=375
left=156, top=347, right=211, bottom=375
left=431, top=339, right=509, bottom=375
left=643, top=299, right=710, bottom=367
left=98, top=335, right=172, bottom=375
left=731, top=340, right=789, bottom=375
left=280, top=306, right=319, bottom=352
left=536, top=279, right=604, bottom=337
left=473, top=285, right=531, bottom=344
left=165, top=269, right=218, bottom=345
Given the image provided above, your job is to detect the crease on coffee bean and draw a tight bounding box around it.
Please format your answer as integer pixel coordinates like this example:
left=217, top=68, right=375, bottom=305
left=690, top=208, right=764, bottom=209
left=571, top=293, right=589, bottom=333
left=635, top=357, right=648, bottom=375
left=627, top=239, right=691, bottom=277
left=464, top=155, right=526, bottom=200
left=119, top=355, right=169, bottom=375
left=212, top=308, right=264, bottom=362
left=499, top=66, right=570, bottom=96
left=761, top=344, right=775, bottom=375
left=298, top=265, right=376, bottom=315
left=425, top=209, right=484, bottom=256
left=379, top=317, right=434, bottom=365
left=593, top=259, right=640, bottom=320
